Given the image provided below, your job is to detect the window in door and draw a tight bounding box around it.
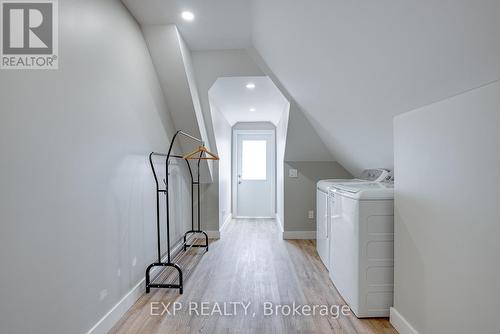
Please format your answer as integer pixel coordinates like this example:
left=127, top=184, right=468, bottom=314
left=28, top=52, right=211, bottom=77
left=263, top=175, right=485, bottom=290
left=241, top=140, right=267, bottom=180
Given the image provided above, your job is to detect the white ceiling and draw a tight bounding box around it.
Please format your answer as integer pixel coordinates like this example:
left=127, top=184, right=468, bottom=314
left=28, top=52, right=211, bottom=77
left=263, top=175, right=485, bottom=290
left=252, top=0, right=500, bottom=174
left=121, top=0, right=251, bottom=50
left=209, top=76, right=288, bottom=126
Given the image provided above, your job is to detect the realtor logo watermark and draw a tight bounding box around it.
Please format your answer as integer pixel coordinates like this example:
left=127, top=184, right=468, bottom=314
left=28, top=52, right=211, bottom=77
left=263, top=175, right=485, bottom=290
left=1, top=0, right=58, bottom=69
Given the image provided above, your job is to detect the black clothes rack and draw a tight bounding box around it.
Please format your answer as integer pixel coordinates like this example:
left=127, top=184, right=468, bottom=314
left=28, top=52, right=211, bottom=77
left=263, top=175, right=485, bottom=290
left=145, top=130, right=209, bottom=294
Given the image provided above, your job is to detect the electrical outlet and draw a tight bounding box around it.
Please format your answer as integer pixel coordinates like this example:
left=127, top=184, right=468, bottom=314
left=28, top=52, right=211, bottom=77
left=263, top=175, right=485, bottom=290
left=308, top=210, right=314, bottom=219
left=289, top=168, right=298, bottom=178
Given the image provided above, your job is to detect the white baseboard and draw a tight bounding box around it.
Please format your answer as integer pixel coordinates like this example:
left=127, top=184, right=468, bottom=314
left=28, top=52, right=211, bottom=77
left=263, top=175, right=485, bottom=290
left=86, top=278, right=145, bottom=334
left=220, top=213, right=232, bottom=232
left=86, top=237, right=185, bottom=334
left=282, top=230, right=316, bottom=240
left=86, top=233, right=211, bottom=334
left=390, top=307, right=419, bottom=334
left=275, top=213, right=284, bottom=232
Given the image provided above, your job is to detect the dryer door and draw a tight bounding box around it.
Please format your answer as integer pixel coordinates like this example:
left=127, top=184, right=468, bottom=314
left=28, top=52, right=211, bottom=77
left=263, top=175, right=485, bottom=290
left=330, top=193, right=358, bottom=312
left=316, top=189, right=329, bottom=267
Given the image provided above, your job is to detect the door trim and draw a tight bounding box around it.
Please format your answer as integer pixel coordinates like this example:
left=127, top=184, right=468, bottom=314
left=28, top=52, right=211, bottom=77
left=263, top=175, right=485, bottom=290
left=232, top=129, right=276, bottom=218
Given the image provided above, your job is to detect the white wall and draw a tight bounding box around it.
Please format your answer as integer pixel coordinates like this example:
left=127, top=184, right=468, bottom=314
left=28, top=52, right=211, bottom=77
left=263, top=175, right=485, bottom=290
left=276, top=105, right=290, bottom=230
left=209, top=99, right=233, bottom=228
left=393, top=80, right=500, bottom=334
left=0, top=1, right=190, bottom=333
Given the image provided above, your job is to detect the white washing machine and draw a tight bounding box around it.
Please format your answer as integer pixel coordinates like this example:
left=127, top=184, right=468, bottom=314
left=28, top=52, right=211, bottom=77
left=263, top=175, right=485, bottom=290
left=316, top=169, right=390, bottom=269
left=329, top=181, right=394, bottom=318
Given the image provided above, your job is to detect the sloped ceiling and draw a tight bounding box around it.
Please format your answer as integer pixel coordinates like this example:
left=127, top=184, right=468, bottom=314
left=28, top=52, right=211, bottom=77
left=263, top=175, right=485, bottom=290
left=142, top=24, right=213, bottom=181
left=248, top=49, right=335, bottom=162
left=209, top=76, right=288, bottom=126
left=284, top=101, right=334, bottom=162
left=252, top=0, right=500, bottom=174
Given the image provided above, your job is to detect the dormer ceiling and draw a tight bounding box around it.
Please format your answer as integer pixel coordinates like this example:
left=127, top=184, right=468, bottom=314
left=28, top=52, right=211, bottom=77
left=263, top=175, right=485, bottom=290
left=209, top=76, right=288, bottom=126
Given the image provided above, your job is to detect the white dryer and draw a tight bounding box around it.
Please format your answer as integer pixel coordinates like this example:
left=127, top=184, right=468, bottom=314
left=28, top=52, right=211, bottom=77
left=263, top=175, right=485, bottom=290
left=329, top=181, right=394, bottom=318
left=316, top=169, right=390, bottom=270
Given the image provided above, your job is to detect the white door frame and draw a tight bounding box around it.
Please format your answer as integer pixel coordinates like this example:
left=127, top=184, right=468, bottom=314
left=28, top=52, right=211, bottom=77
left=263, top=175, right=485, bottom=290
left=232, top=129, right=276, bottom=218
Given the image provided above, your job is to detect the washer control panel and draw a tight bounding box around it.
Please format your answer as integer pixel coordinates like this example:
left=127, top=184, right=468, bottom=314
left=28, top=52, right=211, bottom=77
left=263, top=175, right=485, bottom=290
left=359, top=169, right=390, bottom=182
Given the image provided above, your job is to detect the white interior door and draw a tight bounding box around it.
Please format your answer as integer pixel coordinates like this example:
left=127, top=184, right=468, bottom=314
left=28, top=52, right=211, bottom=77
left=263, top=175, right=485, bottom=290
left=234, top=131, right=275, bottom=218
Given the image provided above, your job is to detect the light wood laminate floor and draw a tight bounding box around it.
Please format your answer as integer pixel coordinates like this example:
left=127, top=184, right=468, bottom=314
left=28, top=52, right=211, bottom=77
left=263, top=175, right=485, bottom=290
left=110, top=219, right=396, bottom=334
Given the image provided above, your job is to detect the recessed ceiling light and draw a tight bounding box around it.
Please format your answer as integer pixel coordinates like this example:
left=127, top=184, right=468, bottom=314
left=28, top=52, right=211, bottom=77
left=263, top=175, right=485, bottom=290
left=181, top=11, right=195, bottom=21
left=246, top=83, right=256, bottom=89
left=249, top=108, right=256, bottom=112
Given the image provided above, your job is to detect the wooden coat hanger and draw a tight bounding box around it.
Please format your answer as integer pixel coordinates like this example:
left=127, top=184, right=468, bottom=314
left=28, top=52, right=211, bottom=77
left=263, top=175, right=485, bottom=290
left=183, top=145, right=220, bottom=160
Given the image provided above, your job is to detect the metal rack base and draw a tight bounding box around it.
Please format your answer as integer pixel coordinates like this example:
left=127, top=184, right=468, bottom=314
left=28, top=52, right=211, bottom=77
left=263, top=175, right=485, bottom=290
left=145, top=262, right=183, bottom=294
left=183, top=230, right=209, bottom=251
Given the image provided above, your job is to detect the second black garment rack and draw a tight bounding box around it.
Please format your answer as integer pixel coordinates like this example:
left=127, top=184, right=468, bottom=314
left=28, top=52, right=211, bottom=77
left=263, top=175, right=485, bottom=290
left=145, top=130, right=219, bottom=294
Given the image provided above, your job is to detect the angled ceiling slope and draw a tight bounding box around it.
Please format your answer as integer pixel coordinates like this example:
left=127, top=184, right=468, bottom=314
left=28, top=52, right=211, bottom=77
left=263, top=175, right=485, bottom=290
left=142, top=25, right=213, bottom=181
left=252, top=0, right=500, bottom=175
left=248, top=49, right=335, bottom=162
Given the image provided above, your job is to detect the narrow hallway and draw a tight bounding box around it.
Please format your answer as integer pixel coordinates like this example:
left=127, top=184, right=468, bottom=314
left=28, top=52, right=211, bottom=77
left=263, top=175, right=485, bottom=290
left=110, top=219, right=395, bottom=334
